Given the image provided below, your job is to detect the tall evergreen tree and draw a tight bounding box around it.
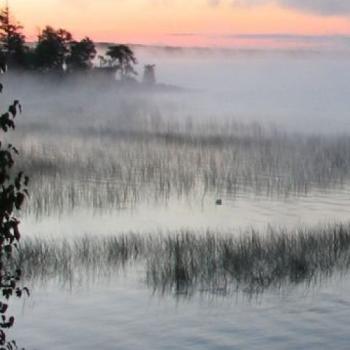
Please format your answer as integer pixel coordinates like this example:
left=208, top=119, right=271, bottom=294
left=0, top=5, right=27, bottom=68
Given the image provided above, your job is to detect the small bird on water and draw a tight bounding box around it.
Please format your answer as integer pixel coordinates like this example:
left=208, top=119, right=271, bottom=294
left=216, top=199, right=223, bottom=206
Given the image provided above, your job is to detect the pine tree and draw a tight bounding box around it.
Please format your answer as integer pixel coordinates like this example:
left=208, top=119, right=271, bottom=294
left=0, top=5, right=27, bottom=68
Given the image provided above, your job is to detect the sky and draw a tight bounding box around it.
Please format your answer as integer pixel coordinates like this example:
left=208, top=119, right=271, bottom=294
left=6, top=0, right=350, bottom=49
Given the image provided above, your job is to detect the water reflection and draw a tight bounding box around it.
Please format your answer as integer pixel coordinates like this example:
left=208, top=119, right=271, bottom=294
left=11, top=225, right=350, bottom=349
left=22, top=184, right=350, bottom=238
left=13, top=273, right=350, bottom=350
left=15, top=224, right=350, bottom=298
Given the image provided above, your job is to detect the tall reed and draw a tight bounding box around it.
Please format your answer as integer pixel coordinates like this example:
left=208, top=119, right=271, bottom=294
left=13, top=224, right=350, bottom=295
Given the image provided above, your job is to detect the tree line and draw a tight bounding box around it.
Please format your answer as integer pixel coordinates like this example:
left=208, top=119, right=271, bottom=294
left=0, top=6, right=142, bottom=81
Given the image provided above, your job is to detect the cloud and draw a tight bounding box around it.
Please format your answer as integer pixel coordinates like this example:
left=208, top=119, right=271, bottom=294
left=230, top=0, right=266, bottom=7
left=207, top=0, right=221, bottom=6
left=169, top=32, right=350, bottom=42
left=210, top=0, right=350, bottom=16
left=279, top=0, right=350, bottom=16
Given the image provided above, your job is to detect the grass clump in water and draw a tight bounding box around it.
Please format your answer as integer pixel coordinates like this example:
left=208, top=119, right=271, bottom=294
left=12, top=223, right=350, bottom=296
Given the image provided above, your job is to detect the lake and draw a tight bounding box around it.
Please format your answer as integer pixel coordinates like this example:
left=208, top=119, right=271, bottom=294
left=7, top=47, right=350, bottom=349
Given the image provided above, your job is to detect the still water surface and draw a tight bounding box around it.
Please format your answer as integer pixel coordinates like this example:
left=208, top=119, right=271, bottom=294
left=9, top=50, right=350, bottom=349
left=11, top=269, right=350, bottom=349
left=23, top=184, right=350, bottom=237
left=13, top=182, right=350, bottom=349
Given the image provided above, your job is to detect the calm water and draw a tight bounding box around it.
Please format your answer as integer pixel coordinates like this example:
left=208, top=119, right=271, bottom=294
left=15, top=181, right=350, bottom=349
left=22, top=184, right=350, bottom=237
left=9, top=50, right=350, bottom=349
left=11, top=269, right=350, bottom=350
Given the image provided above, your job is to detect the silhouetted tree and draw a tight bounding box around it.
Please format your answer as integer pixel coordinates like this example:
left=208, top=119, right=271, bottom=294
left=66, top=37, right=96, bottom=71
left=106, top=45, right=137, bottom=80
left=35, top=26, right=72, bottom=71
left=0, top=56, right=29, bottom=350
left=0, top=6, right=27, bottom=69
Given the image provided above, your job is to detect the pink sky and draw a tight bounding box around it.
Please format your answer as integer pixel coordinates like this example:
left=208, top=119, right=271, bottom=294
left=7, top=0, right=350, bottom=48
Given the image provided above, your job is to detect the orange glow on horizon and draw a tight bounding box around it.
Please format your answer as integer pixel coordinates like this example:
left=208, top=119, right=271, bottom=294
left=5, top=0, right=350, bottom=47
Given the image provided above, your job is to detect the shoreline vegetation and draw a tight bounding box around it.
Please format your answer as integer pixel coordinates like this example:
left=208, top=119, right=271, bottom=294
left=0, top=5, right=182, bottom=92
left=13, top=121, right=350, bottom=217
left=14, top=223, right=350, bottom=296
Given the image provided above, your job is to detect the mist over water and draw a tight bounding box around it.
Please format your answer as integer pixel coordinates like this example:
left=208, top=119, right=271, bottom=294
left=4, top=47, right=350, bottom=236
left=134, top=47, right=350, bottom=134
left=4, top=47, right=350, bottom=135
left=9, top=47, right=350, bottom=349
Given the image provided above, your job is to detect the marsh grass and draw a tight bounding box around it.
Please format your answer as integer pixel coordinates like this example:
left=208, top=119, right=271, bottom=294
left=13, top=223, right=350, bottom=296
left=15, top=234, right=144, bottom=284
left=11, top=124, right=350, bottom=216
left=146, top=225, right=350, bottom=296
